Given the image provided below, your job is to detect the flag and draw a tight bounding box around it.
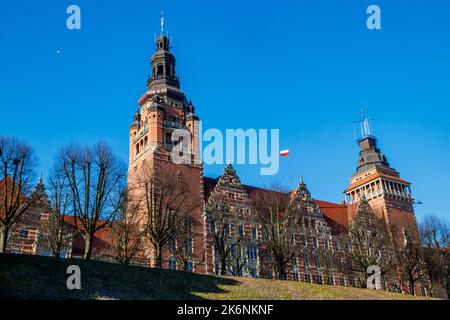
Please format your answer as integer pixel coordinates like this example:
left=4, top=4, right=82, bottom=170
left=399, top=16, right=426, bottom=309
left=280, top=149, right=290, bottom=157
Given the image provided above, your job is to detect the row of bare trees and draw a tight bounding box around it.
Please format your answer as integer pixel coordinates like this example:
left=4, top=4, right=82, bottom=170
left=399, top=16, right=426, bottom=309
left=206, top=186, right=299, bottom=280
left=1, top=135, right=201, bottom=269
left=0, top=137, right=127, bottom=260
left=347, top=199, right=428, bottom=295
left=41, top=145, right=198, bottom=266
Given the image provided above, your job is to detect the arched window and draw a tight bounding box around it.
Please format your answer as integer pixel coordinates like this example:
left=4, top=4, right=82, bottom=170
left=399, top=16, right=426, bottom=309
left=157, top=64, right=164, bottom=76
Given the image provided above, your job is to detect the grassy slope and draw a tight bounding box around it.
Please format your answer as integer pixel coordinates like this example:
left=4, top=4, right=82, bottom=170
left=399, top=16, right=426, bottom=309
left=0, top=254, right=430, bottom=300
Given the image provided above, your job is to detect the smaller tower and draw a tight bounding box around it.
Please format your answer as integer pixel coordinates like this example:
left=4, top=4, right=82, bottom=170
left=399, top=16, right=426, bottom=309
left=344, top=112, right=417, bottom=239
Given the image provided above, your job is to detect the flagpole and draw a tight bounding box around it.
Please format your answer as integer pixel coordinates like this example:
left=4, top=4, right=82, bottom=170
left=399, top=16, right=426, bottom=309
left=280, top=149, right=293, bottom=189
left=289, top=152, right=293, bottom=189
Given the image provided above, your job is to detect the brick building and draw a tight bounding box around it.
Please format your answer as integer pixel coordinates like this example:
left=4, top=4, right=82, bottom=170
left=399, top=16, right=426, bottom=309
left=2, top=22, right=429, bottom=297
left=123, top=28, right=427, bottom=295
left=1, top=177, right=51, bottom=255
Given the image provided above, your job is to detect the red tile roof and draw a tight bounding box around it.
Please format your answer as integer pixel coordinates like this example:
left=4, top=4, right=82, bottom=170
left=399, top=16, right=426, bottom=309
left=316, top=200, right=349, bottom=235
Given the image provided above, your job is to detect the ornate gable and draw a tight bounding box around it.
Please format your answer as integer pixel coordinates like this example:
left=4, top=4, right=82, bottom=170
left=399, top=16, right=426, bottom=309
left=208, top=164, right=250, bottom=204
left=291, top=179, right=331, bottom=235
left=351, top=195, right=379, bottom=228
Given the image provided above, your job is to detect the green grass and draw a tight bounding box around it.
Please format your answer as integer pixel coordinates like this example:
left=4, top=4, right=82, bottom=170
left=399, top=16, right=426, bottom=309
left=0, top=254, right=432, bottom=300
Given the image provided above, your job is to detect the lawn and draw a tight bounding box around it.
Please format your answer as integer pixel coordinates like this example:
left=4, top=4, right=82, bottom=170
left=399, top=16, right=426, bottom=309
left=0, top=254, right=431, bottom=300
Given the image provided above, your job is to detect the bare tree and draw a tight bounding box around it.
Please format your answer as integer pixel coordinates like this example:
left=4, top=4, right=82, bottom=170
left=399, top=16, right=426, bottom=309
left=252, top=187, right=298, bottom=280
left=171, top=213, right=197, bottom=271
left=349, top=196, right=393, bottom=288
left=0, top=136, right=37, bottom=253
left=389, top=222, right=429, bottom=296
left=58, top=143, right=126, bottom=260
left=419, top=215, right=450, bottom=298
left=135, top=163, right=198, bottom=268
left=229, top=239, right=248, bottom=276
left=105, top=189, right=144, bottom=265
left=39, top=168, right=72, bottom=257
left=205, top=197, right=246, bottom=276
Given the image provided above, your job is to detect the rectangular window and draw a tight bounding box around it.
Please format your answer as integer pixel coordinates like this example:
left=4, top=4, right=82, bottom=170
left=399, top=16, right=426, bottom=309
left=334, top=240, right=340, bottom=251
left=313, top=238, right=318, bottom=248
left=19, top=229, right=28, bottom=239
left=186, top=262, right=193, bottom=272
left=305, top=273, right=311, bottom=283
left=248, top=247, right=258, bottom=260
left=168, top=259, right=176, bottom=270
left=238, top=225, right=244, bottom=237
left=316, top=275, right=323, bottom=284
left=251, top=227, right=257, bottom=239
left=249, top=267, right=257, bottom=278
left=231, top=246, right=236, bottom=258
left=314, top=255, right=320, bottom=269
left=165, top=132, right=172, bottom=145
left=168, top=236, right=176, bottom=251
left=301, top=235, right=306, bottom=246
left=184, top=239, right=193, bottom=254
left=336, top=258, right=342, bottom=271
left=224, top=223, right=230, bottom=236
left=303, top=253, right=309, bottom=267
left=326, top=256, right=332, bottom=269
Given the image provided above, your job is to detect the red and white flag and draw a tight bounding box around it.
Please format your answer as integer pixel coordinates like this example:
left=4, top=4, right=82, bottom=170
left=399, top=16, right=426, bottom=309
left=280, top=149, right=290, bottom=157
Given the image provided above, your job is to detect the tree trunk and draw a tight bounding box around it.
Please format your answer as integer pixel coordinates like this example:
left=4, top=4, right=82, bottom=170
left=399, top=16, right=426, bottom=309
left=0, top=226, right=9, bottom=253
left=409, top=278, right=416, bottom=296
left=220, top=256, right=227, bottom=275
left=53, top=245, right=61, bottom=258
left=154, top=243, right=162, bottom=268
left=276, top=259, right=286, bottom=280
left=83, top=233, right=94, bottom=260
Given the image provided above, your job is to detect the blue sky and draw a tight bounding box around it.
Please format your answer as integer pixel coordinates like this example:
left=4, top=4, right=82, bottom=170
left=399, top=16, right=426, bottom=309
left=1, top=0, right=449, bottom=222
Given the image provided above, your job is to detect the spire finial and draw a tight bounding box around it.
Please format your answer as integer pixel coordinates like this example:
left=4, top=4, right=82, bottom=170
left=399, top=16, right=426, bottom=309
left=361, top=108, right=372, bottom=138
left=161, top=11, right=165, bottom=34
left=354, top=108, right=374, bottom=140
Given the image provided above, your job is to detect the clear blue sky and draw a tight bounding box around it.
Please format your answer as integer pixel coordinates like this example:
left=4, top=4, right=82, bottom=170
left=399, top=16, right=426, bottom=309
left=1, top=0, right=449, bottom=222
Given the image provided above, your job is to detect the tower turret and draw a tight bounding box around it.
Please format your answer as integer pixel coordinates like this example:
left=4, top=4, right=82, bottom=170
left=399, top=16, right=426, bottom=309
left=344, top=112, right=417, bottom=238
